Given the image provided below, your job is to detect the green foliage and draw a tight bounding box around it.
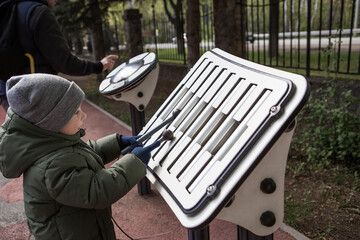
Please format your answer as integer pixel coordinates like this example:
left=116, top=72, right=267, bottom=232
left=54, top=0, right=124, bottom=34
left=291, top=79, right=360, bottom=169
left=290, top=33, right=360, bottom=170
left=284, top=193, right=313, bottom=228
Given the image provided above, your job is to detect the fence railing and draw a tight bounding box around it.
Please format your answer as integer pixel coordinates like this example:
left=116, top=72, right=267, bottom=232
left=242, top=0, right=360, bottom=76
left=106, top=1, right=359, bottom=76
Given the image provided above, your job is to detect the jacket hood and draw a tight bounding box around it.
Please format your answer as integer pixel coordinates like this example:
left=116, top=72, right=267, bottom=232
left=0, top=109, right=85, bottom=178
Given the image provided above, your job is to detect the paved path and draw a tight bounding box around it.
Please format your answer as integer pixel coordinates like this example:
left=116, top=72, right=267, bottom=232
left=0, top=99, right=309, bottom=240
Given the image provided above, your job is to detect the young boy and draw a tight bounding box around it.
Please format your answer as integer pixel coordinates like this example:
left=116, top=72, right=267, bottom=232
left=0, top=73, right=159, bottom=240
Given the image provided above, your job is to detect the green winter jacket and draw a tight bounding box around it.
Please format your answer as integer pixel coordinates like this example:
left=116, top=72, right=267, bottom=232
left=0, top=109, right=146, bottom=240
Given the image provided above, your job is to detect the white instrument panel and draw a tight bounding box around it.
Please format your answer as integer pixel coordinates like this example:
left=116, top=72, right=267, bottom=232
left=140, top=48, right=310, bottom=232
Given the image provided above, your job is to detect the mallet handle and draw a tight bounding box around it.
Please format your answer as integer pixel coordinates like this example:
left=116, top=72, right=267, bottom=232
left=121, top=110, right=180, bottom=155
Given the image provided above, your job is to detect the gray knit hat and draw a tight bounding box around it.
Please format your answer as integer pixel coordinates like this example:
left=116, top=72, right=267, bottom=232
left=6, top=73, right=85, bottom=132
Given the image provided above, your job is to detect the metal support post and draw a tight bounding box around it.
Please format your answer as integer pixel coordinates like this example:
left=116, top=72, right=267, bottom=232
left=129, top=104, right=151, bottom=195
left=188, top=226, right=209, bottom=240
left=237, top=226, right=273, bottom=240
left=123, top=8, right=151, bottom=195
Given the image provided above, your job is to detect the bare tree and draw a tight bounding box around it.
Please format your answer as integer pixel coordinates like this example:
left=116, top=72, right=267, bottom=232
left=296, top=0, right=305, bottom=31
left=89, top=0, right=106, bottom=62
left=163, top=0, right=185, bottom=54
left=311, top=0, right=319, bottom=28
left=55, top=0, right=119, bottom=80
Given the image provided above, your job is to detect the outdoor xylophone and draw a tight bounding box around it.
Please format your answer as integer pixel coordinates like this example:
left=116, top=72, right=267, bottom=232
left=99, top=48, right=310, bottom=236
left=136, top=48, right=310, bottom=236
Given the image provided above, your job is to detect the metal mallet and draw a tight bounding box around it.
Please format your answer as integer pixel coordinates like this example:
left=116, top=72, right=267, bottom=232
left=158, top=129, right=174, bottom=143
left=121, top=109, right=180, bottom=155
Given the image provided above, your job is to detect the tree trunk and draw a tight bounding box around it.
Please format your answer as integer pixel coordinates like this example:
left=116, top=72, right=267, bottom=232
left=89, top=0, right=106, bottom=80
left=228, top=0, right=246, bottom=58
left=186, top=0, right=200, bottom=70
left=214, top=0, right=228, bottom=51
left=123, top=9, right=143, bottom=58
left=164, top=0, right=185, bottom=55
left=214, top=0, right=246, bottom=57
left=269, top=0, right=279, bottom=58
left=74, top=32, right=83, bottom=55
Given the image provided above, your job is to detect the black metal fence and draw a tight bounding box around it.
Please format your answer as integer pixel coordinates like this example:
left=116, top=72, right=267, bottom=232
left=143, top=13, right=187, bottom=64
left=140, top=5, right=216, bottom=66
left=106, top=1, right=359, bottom=76
left=242, top=0, right=360, bottom=76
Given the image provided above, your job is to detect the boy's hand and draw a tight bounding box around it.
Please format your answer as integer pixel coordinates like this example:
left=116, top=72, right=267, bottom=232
left=119, top=135, right=141, bottom=152
left=131, top=141, right=161, bottom=165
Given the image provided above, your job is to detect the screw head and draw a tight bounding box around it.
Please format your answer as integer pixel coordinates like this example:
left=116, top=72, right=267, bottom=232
left=206, top=185, right=216, bottom=197
left=260, top=178, right=276, bottom=194
left=270, top=106, right=281, bottom=117
left=270, top=106, right=278, bottom=113
left=260, top=211, right=276, bottom=227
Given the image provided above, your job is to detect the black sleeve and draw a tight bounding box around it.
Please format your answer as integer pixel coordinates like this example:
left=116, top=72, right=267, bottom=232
left=30, top=6, right=103, bottom=75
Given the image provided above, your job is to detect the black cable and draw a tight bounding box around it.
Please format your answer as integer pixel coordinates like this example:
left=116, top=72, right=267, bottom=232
left=112, top=216, right=180, bottom=240
left=112, top=216, right=134, bottom=240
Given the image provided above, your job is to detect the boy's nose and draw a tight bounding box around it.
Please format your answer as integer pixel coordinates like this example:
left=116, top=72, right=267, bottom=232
left=82, top=112, right=87, bottom=121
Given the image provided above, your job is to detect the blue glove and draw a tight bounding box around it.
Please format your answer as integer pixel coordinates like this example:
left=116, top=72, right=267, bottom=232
left=118, top=135, right=141, bottom=152
left=131, top=141, right=161, bottom=165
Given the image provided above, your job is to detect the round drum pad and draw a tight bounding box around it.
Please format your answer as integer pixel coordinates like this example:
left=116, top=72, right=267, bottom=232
left=99, top=52, right=157, bottom=96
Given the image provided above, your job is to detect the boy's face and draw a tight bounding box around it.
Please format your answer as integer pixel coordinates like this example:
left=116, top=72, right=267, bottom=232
left=59, top=105, right=87, bottom=135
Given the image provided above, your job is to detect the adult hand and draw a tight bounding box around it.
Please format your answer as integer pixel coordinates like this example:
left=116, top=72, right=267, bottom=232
left=101, top=55, right=118, bottom=71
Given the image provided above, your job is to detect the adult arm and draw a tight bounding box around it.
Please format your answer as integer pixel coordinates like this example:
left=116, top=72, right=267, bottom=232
left=30, top=6, right=117, bottom=75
